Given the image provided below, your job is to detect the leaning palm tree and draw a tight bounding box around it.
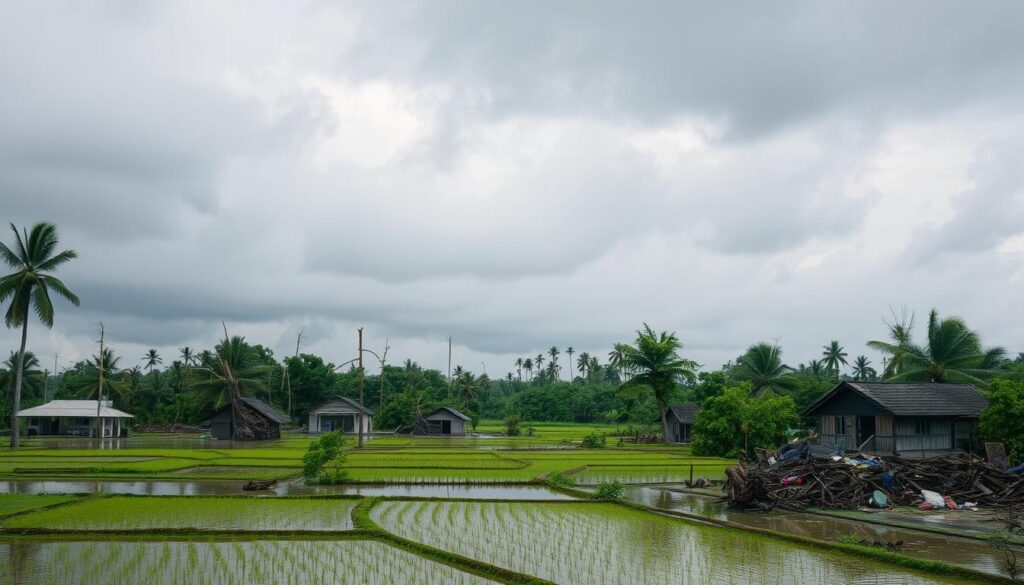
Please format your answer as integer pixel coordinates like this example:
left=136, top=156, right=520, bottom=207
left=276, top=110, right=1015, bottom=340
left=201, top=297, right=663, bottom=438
left=869, top=308, right=1008, bottom=385
left=732, top=342, right=797, bottom=395
left=192, top=328, right=270, bottom=440
left=0, top=223, right=79, bottom=448
left=617, top=324, right=698, bottom=443
left=851, top=355, right=876, bottom=381
left=821, top=340, right=848, bottom=380
left=143, top=349, right=162, bottom=373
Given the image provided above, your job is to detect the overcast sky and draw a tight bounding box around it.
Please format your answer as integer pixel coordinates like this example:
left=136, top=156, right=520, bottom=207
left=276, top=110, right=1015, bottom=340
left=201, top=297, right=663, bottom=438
left=2, top=2, right=1023, bottom=377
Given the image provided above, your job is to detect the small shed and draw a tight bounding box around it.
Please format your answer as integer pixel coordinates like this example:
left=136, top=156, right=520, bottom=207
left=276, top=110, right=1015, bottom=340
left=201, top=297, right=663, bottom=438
left=18, top=400, right=133, bottom=438
left=662, top=404, right=699, bottom=443
left=422, top=407, right=471, bottom=436
left=210, top=397, right=290, bottom=440
left=804, top=382, right=987, bottom=457
left=308, top=396, right=373, bottom=434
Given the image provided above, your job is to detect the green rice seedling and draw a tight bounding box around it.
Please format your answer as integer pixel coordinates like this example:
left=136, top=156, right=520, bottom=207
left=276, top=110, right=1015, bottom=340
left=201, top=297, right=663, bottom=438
left=0, top=494, right=79, bottom=517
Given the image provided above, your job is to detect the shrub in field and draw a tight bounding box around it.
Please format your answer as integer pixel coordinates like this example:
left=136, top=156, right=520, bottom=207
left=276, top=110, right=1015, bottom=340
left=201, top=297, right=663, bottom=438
left=504, top=415, right=522, bottom=437
left=303, top=430, right=348, bottom=484
left=691, top=384, right=799, bottom=458
left=594, top=481, right=624, bottom=501
left=545, top=471, right=577, bottom=488
left=980, top=378, right=1024, bottom=462
left=581, top=431, right=606, bottom=448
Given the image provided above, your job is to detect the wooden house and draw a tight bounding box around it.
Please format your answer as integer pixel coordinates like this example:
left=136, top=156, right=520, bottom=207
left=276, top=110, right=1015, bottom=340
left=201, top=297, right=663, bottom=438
left=804, top=382, right=987, bottom=457
left=662, top=404, right=699, bottom=443
left=307, top=396, right=373, bottom=434
left=210, top=397, right=289, bottom=440
left=423, top=407, right=471, bottom=436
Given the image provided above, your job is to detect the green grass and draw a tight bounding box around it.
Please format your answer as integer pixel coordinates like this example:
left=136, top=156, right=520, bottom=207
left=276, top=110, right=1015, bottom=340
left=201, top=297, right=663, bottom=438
left=4, top=496, right=357, bottom=532
left=0, top=494, right=80, bottom=517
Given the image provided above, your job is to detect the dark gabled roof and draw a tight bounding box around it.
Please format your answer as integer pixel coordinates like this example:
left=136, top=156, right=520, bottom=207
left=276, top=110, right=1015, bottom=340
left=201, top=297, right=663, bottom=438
left=239, top=397, right=291, bottom=424
left=803, top=382, right=988, bottom=418
left=426, top=406, right=471, bottom=421
left=312, top=396, right=373, bottom=415
left=667, top=404, right=700, bottom=424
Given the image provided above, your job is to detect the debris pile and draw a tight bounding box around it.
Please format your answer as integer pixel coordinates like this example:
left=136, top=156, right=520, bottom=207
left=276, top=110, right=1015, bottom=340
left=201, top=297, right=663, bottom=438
left=724, top=443, right=1024, bottom=510
left=132, top=423, right=208, bottom=434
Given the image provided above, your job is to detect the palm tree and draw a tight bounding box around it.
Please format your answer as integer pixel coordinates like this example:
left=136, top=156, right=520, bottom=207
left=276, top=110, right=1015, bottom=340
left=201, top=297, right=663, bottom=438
left=73, top=348, right=129, bottom=402
left=804, top=359, right=827, bottom=378
left=868, top=307, right=915, bottom=378
left=565, top=347, right=574, bottom=381
left=192, top=331, right=270, bottom=440
left=535, top=354, right=545, bottom=377
left=851, top=356, right=876, bottom=381
left=523, top=358, right=533, bottom=381
left=617, top=324, right=698, bottom=443
left=454, top=370, right=479, bottom=404
left=868, top=308, right=1008, bottom=384
left=1, top=351, right=44, bottom=400
left=821, top=340, right=848, bottom=380
left=514, top=358, right=523, bottom=381
left=547, top=347, right=559, bottom=380
left=576, top=352, right=591, bottom=379
left=608, top=343, right=629, bottom=381
left=732, top=342, right=797, bottom=395
left=588, top=356, right=600, bottom=381
left=0, top=222, right=80, bottom=448
left=179, top=346, right=195, bottom=367
left=143, top=349, right=162, bottom=373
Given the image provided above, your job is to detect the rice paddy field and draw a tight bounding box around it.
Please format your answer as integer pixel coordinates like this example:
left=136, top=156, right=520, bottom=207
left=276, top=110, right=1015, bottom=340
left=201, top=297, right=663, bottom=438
left=0, top=431, right=996, bottom=583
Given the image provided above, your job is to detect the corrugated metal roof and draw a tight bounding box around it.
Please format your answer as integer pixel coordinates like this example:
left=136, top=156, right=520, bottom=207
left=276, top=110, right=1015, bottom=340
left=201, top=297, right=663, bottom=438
left=426, top=406, right=471, bottom=421
left=310, top=396, right=373, bottom=416
left=17, top=400, right=134, bottom=419
left=668, top=404, right=700, bottom=424
left=804, top=382, right=988, bottom=417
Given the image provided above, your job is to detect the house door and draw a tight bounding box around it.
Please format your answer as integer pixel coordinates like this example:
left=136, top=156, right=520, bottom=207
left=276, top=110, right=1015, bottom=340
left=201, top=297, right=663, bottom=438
left=856, top=416, right=876, bottom=448
left=441, top=420, right=452, bottom=435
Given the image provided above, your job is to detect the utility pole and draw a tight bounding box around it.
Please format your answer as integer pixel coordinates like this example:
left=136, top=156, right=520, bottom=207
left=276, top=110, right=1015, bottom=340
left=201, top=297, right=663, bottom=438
left=379, top=339, right=390, bottom=412
left=357, top=327, right=365, bottom=449
left=96, top=323, right=105, bottom=437
left=287, top=327, right=304, bottom=418
left=447, top=336, right=453, bottom=399
left=52, top=353, right=58, bottom=401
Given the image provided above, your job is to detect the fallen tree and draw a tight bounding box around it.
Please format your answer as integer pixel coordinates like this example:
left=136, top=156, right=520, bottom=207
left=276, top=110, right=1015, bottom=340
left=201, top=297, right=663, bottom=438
left=724, top=443, right=1024, bottom=510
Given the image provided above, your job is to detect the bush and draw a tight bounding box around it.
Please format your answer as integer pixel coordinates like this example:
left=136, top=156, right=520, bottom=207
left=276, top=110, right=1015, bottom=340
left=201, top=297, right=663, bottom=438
left=504, top=415, right=522, bottom=437
left=595, top=481, right=624, bottom=501
left=545, top=471, right=577, bottom=488
left=581, top=431, right=606, bottom=448
left=302, top=431, right=348, bottom=485
left=691, top=383, right=799, bottom=458
left=979, top=379, right=1024, bottom=462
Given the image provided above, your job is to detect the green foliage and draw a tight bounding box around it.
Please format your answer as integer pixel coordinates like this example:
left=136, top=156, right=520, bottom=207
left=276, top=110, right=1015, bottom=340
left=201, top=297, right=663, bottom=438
left=691, top=371, right=728, bottom=404
left=302, top=430, right=348, bottom=484
left=504, top=415, right=522, bottom=436
left=594, top=480, right=624, bottom=501
left=545, top=471, right=577, bottom=488
left=375, top=390, right=431, bottom=431
left=979, top=378, right=1024, bottom=462
left=580, top=431, right=606, bottom=448
left=692, top=384, right=800, bottom=458
left=616, top=324, right=698, bottom=440
left=730, top=342, right=798, bottom=395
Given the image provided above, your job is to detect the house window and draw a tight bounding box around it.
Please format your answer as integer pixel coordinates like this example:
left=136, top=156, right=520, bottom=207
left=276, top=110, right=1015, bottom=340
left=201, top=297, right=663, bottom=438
left=914, top=417, right=930, bottom=435
left=834, top=416, right=846, bottom=435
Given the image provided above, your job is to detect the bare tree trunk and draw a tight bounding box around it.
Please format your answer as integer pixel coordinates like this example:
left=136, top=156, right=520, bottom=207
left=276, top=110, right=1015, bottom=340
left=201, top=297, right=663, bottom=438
left=379, top=339, right=390, bottom=412
left=96, top=324, right=105, bottom=436
left=9, top=319, right=28, bottom=449
left=357, top=328, right=365, bottom=449
left=659, top=404, right=670, bottom=444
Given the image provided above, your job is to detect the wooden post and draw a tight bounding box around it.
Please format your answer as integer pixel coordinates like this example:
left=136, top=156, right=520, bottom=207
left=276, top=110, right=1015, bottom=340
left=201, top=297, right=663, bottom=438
left=96, top=323, right=105, bottom=437
left=689, top=463, right=694, bottom=486
left=358, top=327, right=365, bottom=449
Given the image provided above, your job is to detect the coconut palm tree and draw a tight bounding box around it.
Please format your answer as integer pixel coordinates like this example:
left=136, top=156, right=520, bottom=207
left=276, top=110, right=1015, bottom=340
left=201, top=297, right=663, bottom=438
left=821, top=340, right=848, bottom=380
left=143, top=349, right=162, bottom=373
left=851, top=356, right=876, bottom=381
left=534, top=354, right=545, bottom=378
left=192, top=331, right=270, bottom=440
left=547, top=347, right=560, bottom=380
left=803, top=359, right=827, bottom=378
left=867, top=308, right=915, bottom=378
left=732, top=342, right=797, bottom=395
left=1, top=351, right=44, bottom=400
left=608, top=344, right=628, bottom=381
left=565, top=347, right=574, bottom=381
left=514, top=358, right=523, bottom=381
left=869, top=308, right=1008, bottom=384
left=617, top=324, right=698, bottom=443
left=588, top=356, right=600, bottom=381
left=0, top=222, right=80, bottom=447
left=73, top=348, right=129, bottom=402
left=179, top=346, right=195, bottom=367
left=523, top=358, right=533, bottom=381
left=576, top=352, right=591, bottom=379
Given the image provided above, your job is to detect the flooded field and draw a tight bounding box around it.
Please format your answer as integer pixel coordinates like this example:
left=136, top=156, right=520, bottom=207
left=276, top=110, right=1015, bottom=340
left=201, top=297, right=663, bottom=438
left=372, top=500, right=968, bottom=585
left=0, top=539, right=497, bottom=584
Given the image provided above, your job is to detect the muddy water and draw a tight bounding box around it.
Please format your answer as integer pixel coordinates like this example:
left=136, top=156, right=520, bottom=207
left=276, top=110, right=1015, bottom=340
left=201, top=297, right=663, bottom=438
left=0, top=479, right=575, bottom=500
left=623, top=484, right=1019, bottom=578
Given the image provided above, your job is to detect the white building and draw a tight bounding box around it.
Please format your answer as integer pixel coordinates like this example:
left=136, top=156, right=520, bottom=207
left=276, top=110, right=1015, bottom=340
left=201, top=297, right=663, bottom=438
left=18, top=400, right=133, bottom=438
left=307, top=396, right=373, bottom=434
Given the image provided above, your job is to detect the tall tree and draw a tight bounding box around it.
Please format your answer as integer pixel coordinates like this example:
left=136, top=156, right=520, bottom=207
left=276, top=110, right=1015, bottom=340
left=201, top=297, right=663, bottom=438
left=565, top=347, right=574, bottom=381
left=523, top=358, right=533, bottom=381
left=851, top=355, right=876, bottom=381
left=514, top=358, right=523, bottom=381
left=547, top=347, right=559, bottom=380
left=868, top=307, right=915, bottom=378
left=143, top=349, right=162, bottom=373
left=179, top=346, right=195, bottom=367
left=0, top=222, right=80, bottom=447
left=732, top=342, right=797, bottom=395
left=868, top=308, right=1008, bottom=384
left=576, top=352, right=591, bottom=379
left=608, top=344, right=628, bottom=381
left=617, top=324, right=698, bottom=443
left=192, top=329, right=271, bottom=440
left=821, top=340, right=848, bottom=380
left=1, top=351, right=44, bottom=401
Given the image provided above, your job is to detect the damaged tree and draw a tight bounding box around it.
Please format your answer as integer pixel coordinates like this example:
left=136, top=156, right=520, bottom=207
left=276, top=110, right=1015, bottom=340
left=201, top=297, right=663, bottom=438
left=196, top=324, right=276, bottom=440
